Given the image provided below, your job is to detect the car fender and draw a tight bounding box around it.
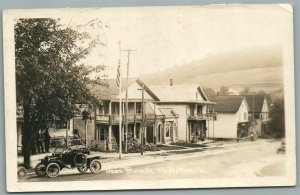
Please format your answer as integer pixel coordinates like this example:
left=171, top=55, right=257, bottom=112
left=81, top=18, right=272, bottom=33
left=47, top=160, right=66, bottom=169
left=86, top=156, right=101, bottom=165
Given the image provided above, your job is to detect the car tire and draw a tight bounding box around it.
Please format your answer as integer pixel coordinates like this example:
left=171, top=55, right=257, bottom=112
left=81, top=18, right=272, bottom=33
left=89, top=159, right=102, bottom=174
left=18, top=166, right=27, bottom=180
left=46, top=163, right=60, bottom=178
left=77, top=166, right=89, bottom=173
left=35, top=163, right=46, bottom=177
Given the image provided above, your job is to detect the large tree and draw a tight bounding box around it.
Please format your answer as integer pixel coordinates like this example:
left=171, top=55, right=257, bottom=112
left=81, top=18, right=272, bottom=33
left=15, top=18, right=99, bottom=167
left=269, top=98, right=285, bottom=138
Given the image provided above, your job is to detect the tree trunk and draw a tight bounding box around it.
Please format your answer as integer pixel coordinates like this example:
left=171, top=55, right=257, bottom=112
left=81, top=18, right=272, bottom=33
left=22, top=107, right=32, bottom=168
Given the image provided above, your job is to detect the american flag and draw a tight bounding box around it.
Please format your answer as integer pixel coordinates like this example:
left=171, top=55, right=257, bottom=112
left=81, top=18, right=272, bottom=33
left=116, top=64, right=121, bottom=87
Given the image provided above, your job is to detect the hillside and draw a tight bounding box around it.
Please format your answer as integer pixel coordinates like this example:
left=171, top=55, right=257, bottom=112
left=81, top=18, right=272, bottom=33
left=141, top=46, right=283, bottom=93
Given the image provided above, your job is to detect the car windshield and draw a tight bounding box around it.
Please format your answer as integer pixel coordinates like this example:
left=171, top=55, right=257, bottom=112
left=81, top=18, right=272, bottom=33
left=52, top=138, right=66, bottom=153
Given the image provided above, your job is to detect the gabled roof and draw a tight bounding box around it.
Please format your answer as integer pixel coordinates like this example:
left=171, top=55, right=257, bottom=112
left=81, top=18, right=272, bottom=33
left=88, top=79, right=132, bottom=101
left=244, top=95, right=266, bottom=113
left=88, top=78, right=159, bottom=102
left=210, top=96, right=245, bottom=113
left=148, top=84, right=212, bottom=104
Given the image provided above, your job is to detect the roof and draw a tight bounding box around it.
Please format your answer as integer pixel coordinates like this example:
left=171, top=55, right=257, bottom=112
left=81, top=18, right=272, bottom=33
left=157, top=108, right=179, bottom=117
left=88, top=79, right=131, bottom=101
left=148, top=84, right=212, bottom=104
left=244, top=95, right=266, bottom=113
left=88, top=78, right=159, bottom=101
left=209, top=96, right=245, bottom=113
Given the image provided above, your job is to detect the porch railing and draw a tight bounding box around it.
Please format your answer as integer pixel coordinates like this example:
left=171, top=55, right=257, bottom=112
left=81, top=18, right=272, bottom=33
left=96, top=113, right=156, bottom=123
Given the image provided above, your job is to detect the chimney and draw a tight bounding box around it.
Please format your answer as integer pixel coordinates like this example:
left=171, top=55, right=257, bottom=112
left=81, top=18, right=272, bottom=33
left=170, top=79, right=173, bottom=86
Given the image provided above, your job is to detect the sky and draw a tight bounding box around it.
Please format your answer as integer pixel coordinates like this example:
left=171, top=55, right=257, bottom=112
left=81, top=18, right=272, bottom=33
left=56, top=4, right=292, bottom=79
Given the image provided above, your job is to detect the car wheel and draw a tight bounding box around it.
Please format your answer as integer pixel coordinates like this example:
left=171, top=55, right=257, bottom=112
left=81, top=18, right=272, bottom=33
left=77, top=166, right=89, bottom=173
left=46, top=163, right=60, bottom=178
left=89, top=159, right=102, bottom=174
left=35, top=163, right=46, bottom=177
left=17, top=166, right=27, bottom=180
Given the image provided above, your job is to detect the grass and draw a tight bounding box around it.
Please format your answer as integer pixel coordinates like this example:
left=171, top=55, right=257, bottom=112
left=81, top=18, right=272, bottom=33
left=156, top=145, right=186, bottom=151
left=170, top=142, right=207, bottom=148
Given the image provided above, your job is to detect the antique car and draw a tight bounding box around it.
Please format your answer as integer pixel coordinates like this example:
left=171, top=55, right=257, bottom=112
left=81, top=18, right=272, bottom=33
left=35, top=144, right=102, bottom=178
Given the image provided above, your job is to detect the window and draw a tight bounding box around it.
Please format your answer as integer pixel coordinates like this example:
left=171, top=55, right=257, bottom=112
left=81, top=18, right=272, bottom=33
left=213, top=113, right=217, bottom=121
left=165, top=123, right=171, bottom=138
left=136, top=103, right=142, bottom=114
left=190, top=105, right=195, bottom=115
left=244, top=112, right=247, bottom=120
left=197, top=105, right=202, bottom=114
left=55, top=120, right=68, bottom=129
left=98, top=126, right=108, bottom=141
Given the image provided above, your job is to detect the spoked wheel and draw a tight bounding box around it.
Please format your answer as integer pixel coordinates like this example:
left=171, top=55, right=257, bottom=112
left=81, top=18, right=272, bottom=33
left=17, top=166, right=27, bottom=180
left=77, top=165, right=89, bottom=173
left=35, top=163, right=46, bottom=177
left=89, top=159, right=102, bottom=174
left=46, top=163, right=60, bottom=178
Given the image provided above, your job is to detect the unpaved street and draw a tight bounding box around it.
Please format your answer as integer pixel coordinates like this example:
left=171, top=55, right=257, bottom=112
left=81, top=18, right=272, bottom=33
left=24, top=140, right=285, bottom=182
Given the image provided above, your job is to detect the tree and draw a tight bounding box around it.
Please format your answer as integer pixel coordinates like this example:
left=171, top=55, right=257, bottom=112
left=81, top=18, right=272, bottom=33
left=269, top=98, right=285, bottom=138
left=240, top=87, right=250, bottom=95
left=219, top=86, right=229, bottom=96
left=82, top=109, right=91, bottom=147
left=15, top=18, right=100, bottom=167
left=203, top=87, right=216, bottom=99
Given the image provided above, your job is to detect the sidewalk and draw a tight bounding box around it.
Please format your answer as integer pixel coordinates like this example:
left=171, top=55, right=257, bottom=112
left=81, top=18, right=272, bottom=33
left=18, top=138, right=272, bottom=178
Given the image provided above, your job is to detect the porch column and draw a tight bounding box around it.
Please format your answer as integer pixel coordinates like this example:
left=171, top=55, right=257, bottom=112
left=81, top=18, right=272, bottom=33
left=188, top=122, right=191, bottom=142
left=133, top=123, right=136, bottom=139
left=153, top=122, right=156, bottom=144
left=171, top=122, right=175, bottom=143
left=109, top=101, right=112, bottom=115
left=162, top=122, right=166, bottom=144
left=108, top=125, right=112, bottom=151
left=139, top=125, right=142, bottom=144
left=144, top=127, right=147, bottom=144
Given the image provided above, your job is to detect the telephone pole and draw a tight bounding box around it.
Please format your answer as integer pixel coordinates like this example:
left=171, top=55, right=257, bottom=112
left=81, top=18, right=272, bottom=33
left=122, top=49, right=137, bottom=153
left=138, top=84, right=145, bottom=155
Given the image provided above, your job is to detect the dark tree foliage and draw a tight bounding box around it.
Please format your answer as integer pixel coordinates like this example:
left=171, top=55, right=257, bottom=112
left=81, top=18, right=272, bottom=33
left=240, top=87, right=250, bottom=95
left=15, top=18, right=99, bottom=167
left=269, top=98, right=285, bottom=138
left=219, top=86, right=229, bottom=96
left=203, top=87, right=216, bottom=98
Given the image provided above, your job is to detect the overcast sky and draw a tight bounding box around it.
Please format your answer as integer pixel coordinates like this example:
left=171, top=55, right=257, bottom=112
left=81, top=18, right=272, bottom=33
left=57, top=4, right=292, bottom=79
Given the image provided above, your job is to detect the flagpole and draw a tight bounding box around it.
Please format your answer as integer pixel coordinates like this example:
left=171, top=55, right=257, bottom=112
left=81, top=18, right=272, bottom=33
left=118, top=41, right=122, bottom=159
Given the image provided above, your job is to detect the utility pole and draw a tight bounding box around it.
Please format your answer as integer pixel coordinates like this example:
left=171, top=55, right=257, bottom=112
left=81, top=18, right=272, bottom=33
left=138, top=84, right=145, bottom=155
left=122, top=49, right=137, bottom=153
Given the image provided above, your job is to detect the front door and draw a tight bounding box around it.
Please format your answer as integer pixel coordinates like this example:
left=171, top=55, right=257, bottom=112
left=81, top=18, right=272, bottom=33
left=146, top=125, right=154, bottom=143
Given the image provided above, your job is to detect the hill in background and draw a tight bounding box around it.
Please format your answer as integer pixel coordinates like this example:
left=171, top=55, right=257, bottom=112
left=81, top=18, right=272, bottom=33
left=141, top=45, right=283, bottom=94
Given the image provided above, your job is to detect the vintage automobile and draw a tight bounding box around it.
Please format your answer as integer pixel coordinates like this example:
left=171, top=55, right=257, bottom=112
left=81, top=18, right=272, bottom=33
left=35, top=144, right=102, bottom=178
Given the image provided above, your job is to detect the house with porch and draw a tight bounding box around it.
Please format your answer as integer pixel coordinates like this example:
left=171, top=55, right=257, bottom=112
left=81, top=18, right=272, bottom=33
left=87, top=79, right=160, bottom=151
left=207, top=96, right=249, bottom=139
left=148, top=81, right=215, bottom=143
left=244, top=95, right=270, bottom=137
